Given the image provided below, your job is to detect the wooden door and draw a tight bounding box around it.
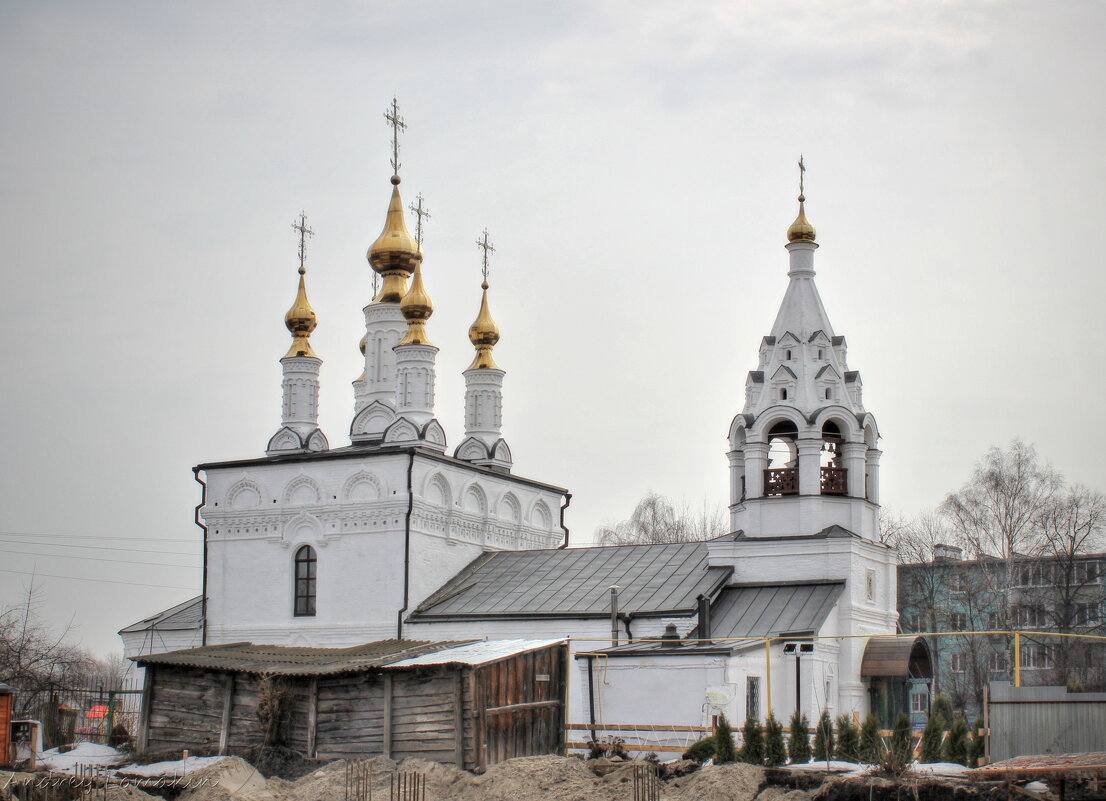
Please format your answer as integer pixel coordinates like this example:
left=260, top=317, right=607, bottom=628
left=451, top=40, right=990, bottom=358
left=480, top=645, right=566, bottom=765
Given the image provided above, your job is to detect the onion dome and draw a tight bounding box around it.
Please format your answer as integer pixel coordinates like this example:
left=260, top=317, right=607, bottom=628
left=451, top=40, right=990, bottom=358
left=284, top=266, right=318, bottom=358
left=787, top=194, right=817, bottom=242
left=398, top=253, right=434, bottom=346
left=467, top=281, right=501, bottom=370
left=367, top=176, right=420, bottom=303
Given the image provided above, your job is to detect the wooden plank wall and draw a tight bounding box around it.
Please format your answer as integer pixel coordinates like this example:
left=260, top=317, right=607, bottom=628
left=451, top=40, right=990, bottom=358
left=478, top=644, right=566, bottom=766
left=138, top=645, right=566, bottom=769
left=143, top=666, right=224, bottom=755
left=390, top=670, right=468, bottom=766
left=315, top=673, right=386, bottom=758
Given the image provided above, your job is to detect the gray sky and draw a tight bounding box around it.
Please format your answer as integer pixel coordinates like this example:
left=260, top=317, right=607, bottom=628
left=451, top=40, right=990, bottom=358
left=3, top=0, right=1105, bottom=659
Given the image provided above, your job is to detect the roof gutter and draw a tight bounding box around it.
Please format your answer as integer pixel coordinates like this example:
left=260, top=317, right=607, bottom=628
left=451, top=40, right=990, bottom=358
left=192, top=466, right=209, bottom=647
left=395, top=450, right=416, bottom=639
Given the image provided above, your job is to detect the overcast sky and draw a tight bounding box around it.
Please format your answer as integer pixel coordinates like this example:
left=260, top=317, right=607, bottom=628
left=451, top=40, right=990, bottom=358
left=3, top=0, right=1105, bottom=659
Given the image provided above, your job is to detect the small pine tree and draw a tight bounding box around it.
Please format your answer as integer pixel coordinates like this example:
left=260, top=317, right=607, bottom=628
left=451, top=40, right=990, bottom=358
left=919, top=708, right=946, bottom=763
left=967, top=717, right=984, bottom=769
left=812, top=710, right=835, bottom=762
left=714, top=714, right=736, bottom=764
left=835, top=714, right=860, bottom=763
left=788, top=710, right=812, bottom=764
left=859, top=714, right=882, bottom=764
left=739, top=716, right=764, bottom=764
left=763, top=713, right=787, bottom=767
left=930, top=694, right=953, bottom=724
left=890, top=713, right=913, bottom=767
left=943, top=715, right=969, bottom=766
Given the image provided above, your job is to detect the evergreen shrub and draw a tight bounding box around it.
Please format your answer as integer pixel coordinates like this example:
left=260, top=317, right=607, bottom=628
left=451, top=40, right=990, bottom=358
left=787, top=710, right=811, bottom=764
left=812, top=710, right=835, bottom=762
left=763, top=713, right=787, bottom=767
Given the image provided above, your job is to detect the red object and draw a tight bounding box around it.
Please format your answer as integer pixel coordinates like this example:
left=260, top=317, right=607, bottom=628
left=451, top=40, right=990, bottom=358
left=0, top=686, right=12, bottom=765
left=86, top=705, right=108, bottom=719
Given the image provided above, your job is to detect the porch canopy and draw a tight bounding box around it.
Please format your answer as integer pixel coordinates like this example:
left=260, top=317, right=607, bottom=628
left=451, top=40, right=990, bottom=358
left=860, top=635, right=932, bottom=678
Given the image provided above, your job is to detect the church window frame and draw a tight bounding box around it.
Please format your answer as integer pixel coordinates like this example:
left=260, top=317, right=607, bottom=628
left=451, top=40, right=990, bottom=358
left=294, top=544, right=317, bottom=617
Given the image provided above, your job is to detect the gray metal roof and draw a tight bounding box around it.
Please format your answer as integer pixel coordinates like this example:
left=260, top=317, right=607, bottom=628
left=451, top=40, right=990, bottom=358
left=133, top=639, right=475, bottom=676
left=386, top=639, right=565, bottom=668
left=118, top=596, right=203, bottom=634
left=702, top=581, right=845, bottom=639
left=410, top=542, right=731, bottom=621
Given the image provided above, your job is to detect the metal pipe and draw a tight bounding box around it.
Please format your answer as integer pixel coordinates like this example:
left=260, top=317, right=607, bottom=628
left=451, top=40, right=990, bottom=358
left=557, top=492, right=572, bottom=548
left=1014, top=631, right=1021, bottom=687
left=395, top=450, right=416, bottom=639
left=609, top=586, right=620, bottom=647
left=192, top=467, right=209, bottom=647
left=764, top=638, right=772, bottom=718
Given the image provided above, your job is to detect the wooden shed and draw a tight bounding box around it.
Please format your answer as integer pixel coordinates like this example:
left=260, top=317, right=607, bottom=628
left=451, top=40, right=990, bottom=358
left=134, top=638, right=566, bottom=771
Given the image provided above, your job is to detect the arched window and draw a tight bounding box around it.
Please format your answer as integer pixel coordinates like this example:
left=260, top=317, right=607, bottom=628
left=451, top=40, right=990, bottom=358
left=294, top=545, right=317, bottom=617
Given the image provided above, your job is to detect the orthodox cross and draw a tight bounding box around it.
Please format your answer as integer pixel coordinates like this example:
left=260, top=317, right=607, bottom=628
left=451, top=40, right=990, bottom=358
left=291, top=212, right=314, bottom=275
left=798, top=154, right=806, bottom=197
left=476, top=228, right=495, bottom=283
left=409, top=194, right=431, bottom=246
left=384, top=97, right=406, bottom=176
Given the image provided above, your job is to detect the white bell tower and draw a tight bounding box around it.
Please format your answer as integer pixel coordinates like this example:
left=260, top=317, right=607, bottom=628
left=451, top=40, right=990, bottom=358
left=727, top=169, right=881, bottom=540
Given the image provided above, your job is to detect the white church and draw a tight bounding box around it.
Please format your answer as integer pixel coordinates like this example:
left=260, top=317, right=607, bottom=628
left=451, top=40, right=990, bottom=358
left=121, top=130, right=930, bottom=738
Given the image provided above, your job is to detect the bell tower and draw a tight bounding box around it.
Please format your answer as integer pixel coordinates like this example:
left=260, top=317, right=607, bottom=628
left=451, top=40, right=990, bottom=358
left=728, top=162, right=881, bottom=540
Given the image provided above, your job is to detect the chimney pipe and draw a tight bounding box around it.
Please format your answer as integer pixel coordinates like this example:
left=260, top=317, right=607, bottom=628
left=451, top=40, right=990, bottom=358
left=609, top=586, right=620, bottom=647
left=697, top=594, right=712, bottom=644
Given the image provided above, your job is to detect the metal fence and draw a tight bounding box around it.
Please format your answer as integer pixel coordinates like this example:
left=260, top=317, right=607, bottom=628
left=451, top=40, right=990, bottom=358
left=15, top=682, right=144, bottom=750
left=987, top=681, right=1106, bottom=762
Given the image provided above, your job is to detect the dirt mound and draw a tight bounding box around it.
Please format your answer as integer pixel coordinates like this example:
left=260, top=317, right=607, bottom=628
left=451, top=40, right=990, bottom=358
left=664, top=762, right=765, bottom=801
left=174, top=756, right=272, bottom=801
left=756, top=787, right=812, bottom=801
left=103, top=784, right=162, bottom=801
left=450, top=755, right=599, bottom=801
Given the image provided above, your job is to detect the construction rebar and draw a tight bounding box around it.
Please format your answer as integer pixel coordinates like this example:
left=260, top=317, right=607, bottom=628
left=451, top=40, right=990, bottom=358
left=631, top=763, right=660, bottom=801
left=389, top=771, right=425, bottom=801
left=344, top=759, right=372, bottom=801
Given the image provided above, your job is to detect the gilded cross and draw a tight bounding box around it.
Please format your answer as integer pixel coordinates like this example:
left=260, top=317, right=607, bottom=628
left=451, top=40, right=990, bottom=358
left=384, top=97, right=406, bottom=176
left=291, top=212, right=314, bottom=275
left=409, top=194, right=431, bottom=246
left=798, top=154, right=806, bottom=197
left=476, top=228, right=495, bottom=283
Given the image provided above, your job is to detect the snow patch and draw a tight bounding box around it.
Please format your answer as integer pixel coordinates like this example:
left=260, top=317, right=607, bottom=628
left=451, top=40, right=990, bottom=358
left=40, top=743, right=125, bottom=772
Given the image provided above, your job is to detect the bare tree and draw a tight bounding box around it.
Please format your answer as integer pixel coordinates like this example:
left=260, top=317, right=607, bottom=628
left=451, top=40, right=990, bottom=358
left=596, top=492, right=727, bottom=545
left=0, top=583, right=95, bottom=716
left=1021, top=485, right=1106, bottom=688
left=941, top=440, right=1060, bottom=560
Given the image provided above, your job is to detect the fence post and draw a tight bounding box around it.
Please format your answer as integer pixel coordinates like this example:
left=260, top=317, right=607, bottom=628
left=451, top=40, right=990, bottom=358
left=107, top=691, right=116, bottom=746
left=1014, top=632, right=1021, bottom=688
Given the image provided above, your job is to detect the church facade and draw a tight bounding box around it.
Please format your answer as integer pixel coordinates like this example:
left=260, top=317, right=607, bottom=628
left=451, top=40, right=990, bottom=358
left=122, top=136, right=920, bottom=735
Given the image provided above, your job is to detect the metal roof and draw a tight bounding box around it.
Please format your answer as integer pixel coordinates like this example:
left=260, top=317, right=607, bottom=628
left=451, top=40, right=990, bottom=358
left=409, top=542, right=732, bottom=620
left=386, top=639, right=565, bottom=668
left=118, top=596, right=203, bottom=634
left=697, top=581, right=845, bottom=640
left=133, top=639, right=475, bottom=676
left=860, top=636, right=932, bottom=678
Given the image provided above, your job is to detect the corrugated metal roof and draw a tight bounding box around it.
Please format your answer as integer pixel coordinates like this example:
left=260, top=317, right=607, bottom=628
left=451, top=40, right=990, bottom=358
left=409, top=542, right=731, bottom=620
left=118, top=596, right=203, bottom=634
left=134, top=639, right=476, bottom=676
left=386, top=639, right=565, bottom=668
left=699, top=581, right=845, bottom=639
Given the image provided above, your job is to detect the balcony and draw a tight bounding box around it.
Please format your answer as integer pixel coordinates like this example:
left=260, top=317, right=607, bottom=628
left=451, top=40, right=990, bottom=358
left=764, top=468, right=799, bottom=496
left=820, top=467, right=848, bottom=495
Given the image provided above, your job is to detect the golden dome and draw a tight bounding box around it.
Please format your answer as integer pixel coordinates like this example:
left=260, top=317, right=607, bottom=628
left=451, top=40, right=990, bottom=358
left=397, top=253, right=434, bottom=346
left=284, top=267, right=318, bottom=358
left=367, top=177, right=419, bottom=303
left=467, top=281, right=501, bottom=370
left=787, top=194, right=817, bottom=242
